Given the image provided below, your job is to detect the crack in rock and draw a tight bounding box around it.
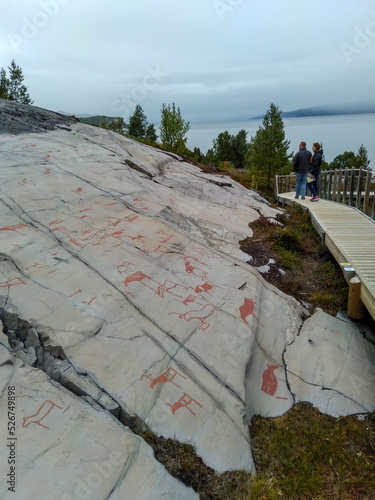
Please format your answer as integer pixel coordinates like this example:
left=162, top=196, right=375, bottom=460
left=1, top=310, right=122, bottom=420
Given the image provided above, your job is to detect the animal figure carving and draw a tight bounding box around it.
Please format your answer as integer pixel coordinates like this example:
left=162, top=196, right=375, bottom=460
left=22, top=400, right=63, bottom=429
left=261, top=364, right=288, bottom=400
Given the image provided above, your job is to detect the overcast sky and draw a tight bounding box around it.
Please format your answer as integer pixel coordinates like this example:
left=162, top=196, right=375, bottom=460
left=1, top=0, right=375, bottom=124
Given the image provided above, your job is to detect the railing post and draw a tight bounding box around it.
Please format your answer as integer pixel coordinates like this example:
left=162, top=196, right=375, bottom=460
left=342, top=168, right=349, bottom=205
left=349, top=167, right=355, bottom=206
left=328, top=170, right=333, bottom=200
left=363, top=169, right=372, bottom=216
left=337, top=168, right=342, bottom=202
left=320, top=170, right=327, bottom=199
left=274, top=175, right=279, bottom=200
left=356, top=167, right=364, bottom=210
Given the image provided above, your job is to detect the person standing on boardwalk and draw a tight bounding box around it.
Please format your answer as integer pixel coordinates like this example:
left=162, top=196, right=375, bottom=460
left=293, top=141, right=312, bottom=199
left=308, top=142, right=323, bottom=201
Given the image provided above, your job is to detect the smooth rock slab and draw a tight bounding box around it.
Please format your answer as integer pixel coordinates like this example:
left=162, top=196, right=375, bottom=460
left=1, top=108, right=374, bottom=495
left=0, top=345, right=198, bottom=500
left=285, top=309, right=375, bottom=417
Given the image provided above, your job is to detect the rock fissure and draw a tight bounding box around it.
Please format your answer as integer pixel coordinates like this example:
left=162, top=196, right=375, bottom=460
left=1, top=103, right=374, bottom=498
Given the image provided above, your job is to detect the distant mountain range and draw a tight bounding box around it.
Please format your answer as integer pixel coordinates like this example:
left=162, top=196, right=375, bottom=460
left=58, top=112, right=117, bottom=127
left=251, top=102, right=375, bottom=120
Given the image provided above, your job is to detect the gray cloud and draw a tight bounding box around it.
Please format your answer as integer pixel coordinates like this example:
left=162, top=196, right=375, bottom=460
left=1, top=0, right=374, bottom=124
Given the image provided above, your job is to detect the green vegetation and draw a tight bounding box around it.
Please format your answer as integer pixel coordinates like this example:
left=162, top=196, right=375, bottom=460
left=0, top=59, right=33, bottom=104
left=141, top=402, right=375, bottom=499
left=251, top=403, right=375, bottom=500
left=211, top=129, right=249, bottom=169
left=240, top=205, right=348, bottom=315
left=323, top=145, right=371, bottom=171
left=244, top=103, right=291, bottom=189
left=126, top=104, right=158, bottom=142
left=159, top=102, right=190, bottom=153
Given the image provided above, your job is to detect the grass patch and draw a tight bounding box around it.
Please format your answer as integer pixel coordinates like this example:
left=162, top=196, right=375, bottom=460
left=240, top=205, right=349, bottom=315
left=251, top=402, right=375, bottom=499
left=140, top=403, right=375, bottom=499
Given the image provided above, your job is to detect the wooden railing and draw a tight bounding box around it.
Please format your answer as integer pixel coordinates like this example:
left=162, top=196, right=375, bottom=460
left=275, top=168, right=375, bottom=220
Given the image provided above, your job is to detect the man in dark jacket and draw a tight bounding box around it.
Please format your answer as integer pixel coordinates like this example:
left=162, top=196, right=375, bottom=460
left=293, top=141, right=311, bottom=199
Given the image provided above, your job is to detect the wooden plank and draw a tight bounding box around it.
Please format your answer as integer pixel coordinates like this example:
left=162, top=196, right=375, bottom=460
left=277, top=190, right=375, bottom=321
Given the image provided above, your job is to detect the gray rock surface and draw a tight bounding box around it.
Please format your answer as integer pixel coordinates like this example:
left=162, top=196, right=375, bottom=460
left=0, top=98, right=72, bottom=134
left=0, top=101, right=374, bottom=499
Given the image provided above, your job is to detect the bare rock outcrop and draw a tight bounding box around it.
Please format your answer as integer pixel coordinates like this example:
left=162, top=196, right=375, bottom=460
left=0, top=101, right=374, bottom=499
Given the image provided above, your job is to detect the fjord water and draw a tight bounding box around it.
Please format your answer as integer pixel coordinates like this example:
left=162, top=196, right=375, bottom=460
left=187, top=113, right=375, bottom=167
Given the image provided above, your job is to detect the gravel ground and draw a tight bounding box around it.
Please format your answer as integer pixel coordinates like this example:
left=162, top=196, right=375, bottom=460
left=0, top=98, right=73, bottom=134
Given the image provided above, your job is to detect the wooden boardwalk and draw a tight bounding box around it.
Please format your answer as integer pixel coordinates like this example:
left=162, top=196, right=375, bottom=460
left=277, top=192, right=375, bottom=321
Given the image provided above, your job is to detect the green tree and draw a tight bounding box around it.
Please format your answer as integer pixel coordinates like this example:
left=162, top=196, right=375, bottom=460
left=100, top=116, right=108, bottom=129
left=0, top=60, right=33, bottom=104
left=329, top=151, right=356, bottom=170
left=213, top=131, right=233, bottom=163
left=212, top=129, right=249, bottom=169
left=244, top=103, right=290, bottom=188
left=145, top=123, right=158, bottom=143
left=127, top=104, right=148, bottom=138
left=159, top=103, right=190, bottom=153
left=108, top=117, right=124, bottom=134
left=355, top=144, right=371, bottom=170
left=0, top=68, right=8, bottom=99
left=231, top=129, right=249, bottom=168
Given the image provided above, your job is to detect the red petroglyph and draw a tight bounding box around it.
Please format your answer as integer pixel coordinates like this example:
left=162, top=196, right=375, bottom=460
left=154, top=244, right=169, bottom=253
left=127, top=215, right=138, bottom=222
left=73, top=187, right=83, bottom=194
left=190, top=245, right=220, bottom=259
left=167, top=393, right=203, bottom=416
left=49, top=220, right=64, bottom=226
left=124, top=271, right=189, bottom=300
left=22, top=400, right=63, bottom=429
left=110, top=219, right=122, bottom=227
left=133, top=197, right=148, bottom=210
left=42, top=154, right=51, bottom=160
left=142, top=367, right=187, bottom=389
left=195, top=282, right=214, bottom=294
left=0, top=223, right=28, bottom=234
left=18, top=178, right=27, bottom=186
left=112, top=230, right=126, bottom=238
left=158, top=235, right=173, bottom=243
left=68, top=289, right=82, bottom=298
left=52, top=226, right=68, bottom=232
left=178, top=294, right=202, bottom=307
left=169, top=303, right=220, bottom=331
left=25, top=262, right=43, bottom=272
left=0, top=277, right=26, bottom=287
left=156, top=230, right=173, bottom=244
left=116, top=262, right=132, bottom=274
left=124, top=271, right=148, bottom=287
left=70, top=238, right=84, bottom=247
left=43, top=168, right=51, bottom=174
left=183, top=256, right=211, bottom=279
left=87, top=297, right=96, bottom=306
left=261, top=364, right=288, bottom=400
left=239, top=298, right=264, bottom=326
